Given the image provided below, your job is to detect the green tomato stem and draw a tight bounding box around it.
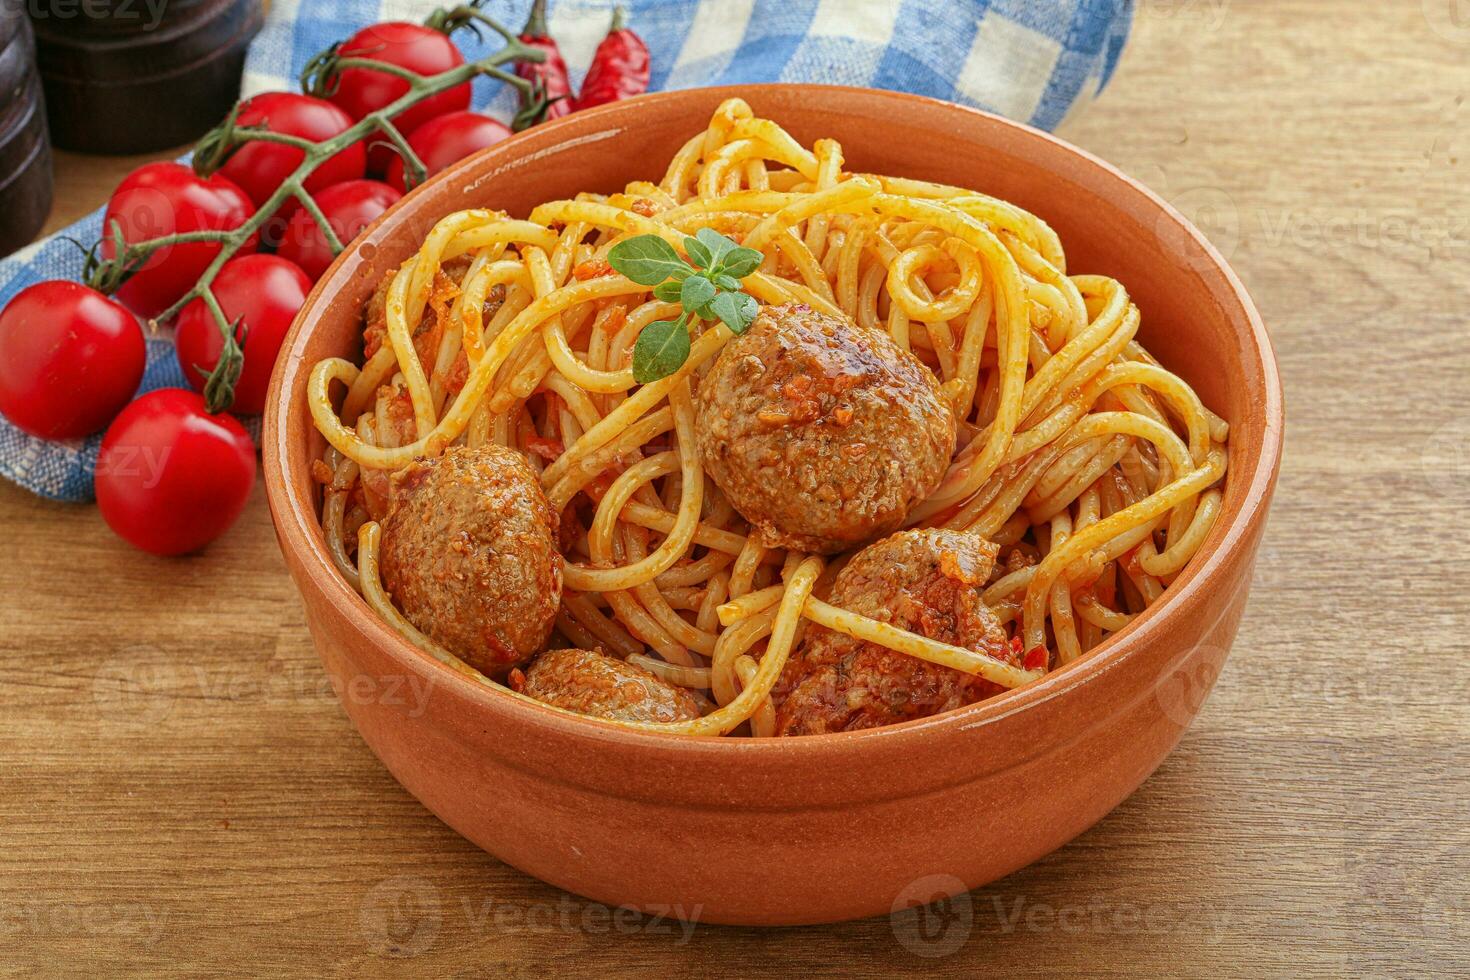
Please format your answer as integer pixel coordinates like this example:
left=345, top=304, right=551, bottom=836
left=86, top=20, right=534, bottom=414
left=370, top=116, right=424, bottom=188
left=294, top=188, right=345, bottom=253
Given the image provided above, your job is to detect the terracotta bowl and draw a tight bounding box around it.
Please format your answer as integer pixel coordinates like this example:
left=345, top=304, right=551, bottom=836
left=263, top=84, right=1284, bottom=926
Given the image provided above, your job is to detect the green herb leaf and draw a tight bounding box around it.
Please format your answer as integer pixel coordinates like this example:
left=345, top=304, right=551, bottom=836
left=712, top=273, right=742, bottom=292
left=717, top=245, right=765, bottom=279
left=680, top=274, right=717, bottom=317
left=652, top=280, right=683, bottom=303
left=710, top=291, right=759, bottom=335
left=607, top=235, right=690, bottom=286
left=695, top=227, right=739, bottom=271
left=683, top=234, right=713, bottom=270
left=632, top=315, right=691, bottom=383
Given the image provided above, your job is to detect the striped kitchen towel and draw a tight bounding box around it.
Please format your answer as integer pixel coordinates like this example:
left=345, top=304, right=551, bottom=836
left=0, top=0, right=1132, bottom=501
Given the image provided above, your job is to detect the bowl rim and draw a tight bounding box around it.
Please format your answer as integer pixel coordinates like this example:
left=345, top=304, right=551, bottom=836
left=263, top=82, right=1285, bottom=757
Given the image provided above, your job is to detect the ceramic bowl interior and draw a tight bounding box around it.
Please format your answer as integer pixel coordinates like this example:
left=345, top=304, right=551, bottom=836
left=263, top=84, right=1283, bottom=925
left=273, top=85, right=1277, bottom=731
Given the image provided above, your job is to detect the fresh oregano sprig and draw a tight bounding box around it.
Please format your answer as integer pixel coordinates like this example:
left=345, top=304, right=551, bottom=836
left=607, top=228, right=762, bottom=383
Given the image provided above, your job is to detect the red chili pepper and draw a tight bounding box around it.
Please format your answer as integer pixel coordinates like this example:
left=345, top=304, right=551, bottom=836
left=513, top=0, right=573, bottom=130
left=575, top=6, right=650, bottom=110
left=1023, top=645, right=1049, bottom=671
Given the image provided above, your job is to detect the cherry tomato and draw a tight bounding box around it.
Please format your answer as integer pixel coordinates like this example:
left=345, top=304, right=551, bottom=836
left=174, top=255, right=312, bottom=415
left=219, top=92, right=367, bottom=236
left=102, top=162, right=258, bottom=319
left=386, top=111, right=513, bottom=192
left=0, top=281, right=146, bottom=439
left=96, top=388, right=256, bottom=556
left=276, top=179, right=402, bottom=280
left=330, top=22, right=470, bottom=174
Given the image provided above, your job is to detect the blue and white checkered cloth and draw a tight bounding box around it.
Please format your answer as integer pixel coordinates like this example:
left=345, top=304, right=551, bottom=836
left=0, top=0, right=1131, bottom=501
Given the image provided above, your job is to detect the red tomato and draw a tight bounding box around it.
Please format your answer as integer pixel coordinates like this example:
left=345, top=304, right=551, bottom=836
left=330, top=22, right=470, bottom=174
left=276, top=179, right=402, bottom=280
left=219, top=92, right=366, bottom=236
left=386, top=111, right=513, bottom=192
left=102, top=162, right=258, bottom=319
left=0, top=281, right=146, bottom=439
left=96, top=388, right=256, bottom=556
left=174, top=255, right=312, bottom=415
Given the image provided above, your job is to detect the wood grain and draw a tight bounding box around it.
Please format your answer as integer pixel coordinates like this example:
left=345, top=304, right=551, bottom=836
left=3, top=1, right=1467, bottom=975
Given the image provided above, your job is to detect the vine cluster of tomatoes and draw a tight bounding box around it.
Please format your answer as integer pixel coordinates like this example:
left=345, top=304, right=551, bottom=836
left=0, top=1, right=648, bottom=556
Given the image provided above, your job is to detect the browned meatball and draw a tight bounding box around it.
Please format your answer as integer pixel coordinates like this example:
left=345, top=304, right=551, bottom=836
left=695, top=303, right=955, bottom=555
left=774, top=529, right=1019, bottom=735
left=516, top=648, right=702, bottom=724
left=379, top=445, right=561, bottom=675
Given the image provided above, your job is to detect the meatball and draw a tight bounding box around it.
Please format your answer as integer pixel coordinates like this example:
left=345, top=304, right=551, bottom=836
left=379, top=444, right=561, bottom=675
left=774, top=529, right=1019, bottom=736
left=695, top=303, right=955, bottom=555
left=516, top=648, right=702, bottom=724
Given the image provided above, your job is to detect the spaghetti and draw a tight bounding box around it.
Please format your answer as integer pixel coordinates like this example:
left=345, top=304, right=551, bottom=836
left=307, top=97, right=1229, bottom=737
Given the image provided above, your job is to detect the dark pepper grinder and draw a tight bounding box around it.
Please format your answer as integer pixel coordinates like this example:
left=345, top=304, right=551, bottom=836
left=0, top=7, right=52, bottom=257
left=29, top=0, right=263, bottom=154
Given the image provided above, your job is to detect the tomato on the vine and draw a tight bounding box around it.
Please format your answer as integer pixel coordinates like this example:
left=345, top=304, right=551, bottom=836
left=386, top=111, right=513, bottom=192
left=174, top=254, right=312, bottom=415
left=219, top=92, right=366, bottom=233
left=277, top=179, right=402, bottom=280
left=102, top=162, right=258, bottom=319
left=95, top=388, right=256, bottom=556
left=0, top=281, right=146, bottom=439
left=329, top=22, right=470, bottom=174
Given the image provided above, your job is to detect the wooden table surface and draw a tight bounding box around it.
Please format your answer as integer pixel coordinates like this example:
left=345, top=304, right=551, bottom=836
left=4, top=1, right=1467, bottom=975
